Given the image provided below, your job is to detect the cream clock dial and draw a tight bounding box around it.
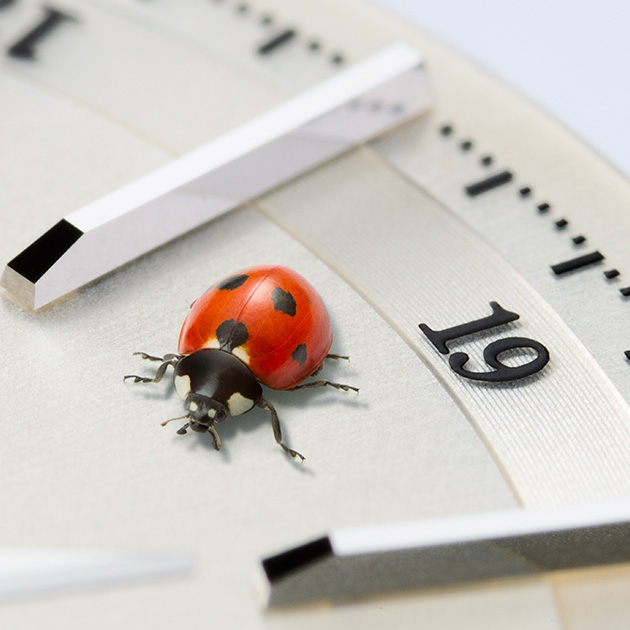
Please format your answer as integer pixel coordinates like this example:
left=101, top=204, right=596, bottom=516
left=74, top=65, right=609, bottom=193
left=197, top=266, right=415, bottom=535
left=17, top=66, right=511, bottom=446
left=1, top=1, right=629, bottom=629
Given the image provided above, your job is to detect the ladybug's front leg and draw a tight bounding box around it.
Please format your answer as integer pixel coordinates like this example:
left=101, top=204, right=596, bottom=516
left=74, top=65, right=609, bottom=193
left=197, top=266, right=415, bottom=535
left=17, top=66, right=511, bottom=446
left=257, top=397, right=305, bottom=462
left=133, top=351, right=181, bottom=363
left=123, top=352, right=180, bottom=384
left=207, top=425, right=222, bottom=451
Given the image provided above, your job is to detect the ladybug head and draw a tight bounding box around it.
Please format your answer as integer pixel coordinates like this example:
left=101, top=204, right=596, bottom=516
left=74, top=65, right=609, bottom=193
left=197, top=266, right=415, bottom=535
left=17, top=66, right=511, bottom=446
left=162, top=393, right=228, bottom=436
left=184, top=392, right=228, bottom=432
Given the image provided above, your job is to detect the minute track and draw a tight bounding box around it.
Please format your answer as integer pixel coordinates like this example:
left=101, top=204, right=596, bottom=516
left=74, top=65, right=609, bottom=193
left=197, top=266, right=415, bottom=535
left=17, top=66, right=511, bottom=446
left=1, top=0, right=630, bottom=626
left=258, top=145, right=630, bottom=507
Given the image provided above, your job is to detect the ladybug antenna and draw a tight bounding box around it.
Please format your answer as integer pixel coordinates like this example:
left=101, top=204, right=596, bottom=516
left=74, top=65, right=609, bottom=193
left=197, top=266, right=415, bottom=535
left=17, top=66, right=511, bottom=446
left=161, top=414, right=189, bottom=427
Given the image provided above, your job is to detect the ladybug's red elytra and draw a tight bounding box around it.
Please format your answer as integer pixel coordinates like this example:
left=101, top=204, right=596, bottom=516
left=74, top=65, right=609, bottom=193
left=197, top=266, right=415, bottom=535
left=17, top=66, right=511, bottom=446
left=124, top=265, right=357, bottom=461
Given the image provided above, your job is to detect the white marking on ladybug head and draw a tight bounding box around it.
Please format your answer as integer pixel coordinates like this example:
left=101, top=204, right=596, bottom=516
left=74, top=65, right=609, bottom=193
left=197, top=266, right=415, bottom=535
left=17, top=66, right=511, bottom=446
left=227, top=391, right=254, bottom=416
left=188, top=401, right=198, bottom=412
left=207, top=408, right=216, bottom=419
left=174, top=374, right=191, bottom=400
left=231, top=345, right=250, bottom=365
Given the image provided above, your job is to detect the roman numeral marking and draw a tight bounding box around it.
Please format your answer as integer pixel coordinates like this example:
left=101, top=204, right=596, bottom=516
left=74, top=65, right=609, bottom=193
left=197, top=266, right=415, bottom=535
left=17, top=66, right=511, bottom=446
left=7, top=7, right=75, bottom=60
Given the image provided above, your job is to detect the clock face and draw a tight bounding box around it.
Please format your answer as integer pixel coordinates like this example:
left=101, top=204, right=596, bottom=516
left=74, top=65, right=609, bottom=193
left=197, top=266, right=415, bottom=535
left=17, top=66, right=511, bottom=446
left=1, top=1, right=630, bottom=628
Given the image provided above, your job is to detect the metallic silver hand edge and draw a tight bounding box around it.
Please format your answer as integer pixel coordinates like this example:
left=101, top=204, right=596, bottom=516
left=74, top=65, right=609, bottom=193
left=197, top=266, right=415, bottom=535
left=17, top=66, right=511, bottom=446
left=260, top=499, right=630, bottom=607
left=1, top=43, right=431, bottom=310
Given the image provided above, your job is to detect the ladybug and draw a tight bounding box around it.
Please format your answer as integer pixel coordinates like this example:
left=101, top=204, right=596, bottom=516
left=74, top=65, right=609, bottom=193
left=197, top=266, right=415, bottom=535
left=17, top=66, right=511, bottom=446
left=124, top=265, right=357, bottom=461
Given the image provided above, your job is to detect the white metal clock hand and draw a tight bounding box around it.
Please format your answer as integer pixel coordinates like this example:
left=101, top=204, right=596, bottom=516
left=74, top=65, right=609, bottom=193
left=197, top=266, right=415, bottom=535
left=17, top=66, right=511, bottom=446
left=0, top=548, right=190, bottom=602
left=261, top=500, right=630, bottom=606
left=1, top=44, right=430, bottom=310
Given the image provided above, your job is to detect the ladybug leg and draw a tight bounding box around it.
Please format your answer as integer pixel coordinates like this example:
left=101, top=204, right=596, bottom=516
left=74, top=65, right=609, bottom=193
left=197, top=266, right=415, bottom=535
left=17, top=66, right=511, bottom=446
left=133, top=351, right=180, bottom=362
left=207, top=425, right=222, bottom=451
left=311, top=354, right=350, bottom=377
left=287, top=380, right=359, bottom=392
left=257, top=397, right=305, bottom=462
left=310, top=363, right=325, bottom=378
left=124, top=356, right=179, bottom=384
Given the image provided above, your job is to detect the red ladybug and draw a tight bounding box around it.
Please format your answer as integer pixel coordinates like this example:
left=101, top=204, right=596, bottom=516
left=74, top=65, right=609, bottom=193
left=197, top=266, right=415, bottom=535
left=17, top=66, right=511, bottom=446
left=125, top=265, right=357, bottom=461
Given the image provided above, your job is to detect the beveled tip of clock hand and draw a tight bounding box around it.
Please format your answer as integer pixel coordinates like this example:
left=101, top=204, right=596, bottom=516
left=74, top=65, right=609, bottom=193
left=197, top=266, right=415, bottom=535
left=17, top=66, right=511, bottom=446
left=0, top=43, right=431, bottom=311
left=259, top=500, right=630, bottom=607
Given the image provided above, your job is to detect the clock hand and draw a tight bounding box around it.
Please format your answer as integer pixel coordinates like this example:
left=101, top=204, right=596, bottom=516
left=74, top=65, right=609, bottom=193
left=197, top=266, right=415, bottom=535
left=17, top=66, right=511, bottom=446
left=0, top=43, right=430, bottom=311
left=0, top=547, right=191, bottom=602
left=260, top=499, right=630, bottom=607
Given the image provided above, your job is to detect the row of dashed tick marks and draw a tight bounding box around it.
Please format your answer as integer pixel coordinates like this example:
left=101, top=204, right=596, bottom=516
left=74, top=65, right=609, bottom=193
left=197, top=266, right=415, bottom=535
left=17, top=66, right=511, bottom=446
left=438, top=123, right=630, bottom=299
left=0, top=2, right=345, bottom=64
left=211, top=0, right=346, bottom=65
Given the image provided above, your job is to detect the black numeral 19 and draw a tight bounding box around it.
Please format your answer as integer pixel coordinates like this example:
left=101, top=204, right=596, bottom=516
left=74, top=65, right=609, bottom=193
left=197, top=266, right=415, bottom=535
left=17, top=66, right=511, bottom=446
left=419, top=301, right=549, bottom=382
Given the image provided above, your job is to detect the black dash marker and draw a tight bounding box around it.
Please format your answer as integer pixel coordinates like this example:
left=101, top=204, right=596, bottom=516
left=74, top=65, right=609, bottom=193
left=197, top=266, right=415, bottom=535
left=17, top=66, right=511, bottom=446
left=604, top=269, right=620, bottom=279
left=7, top=7, right=76, bottom=60
left=537, top=202, right=551, bottom=213
left=439, top=124, right=454, bottom=136
left=262, top=537, right=332, bottom=582
left=555, top=219, right=569, bottom=229
left=7, top=219, right=82, bottom=283
left=620, top=287, right=630, bottom=297
left=307, top=40, right=321, bottom=52
left=460, top=140, right=473, bottom=151
left=465, top=170, right=514, bottom=197
left=519, top=186, right=532, bottom=197
left=257, top=28, right=297, bottom=55
left=330, top=53, right=345, bottom=65
left=572, top=235, right=586, bottom=245
left=480, top=155, right=493, bottom=166
left=551, top=251, right=604, bottom=275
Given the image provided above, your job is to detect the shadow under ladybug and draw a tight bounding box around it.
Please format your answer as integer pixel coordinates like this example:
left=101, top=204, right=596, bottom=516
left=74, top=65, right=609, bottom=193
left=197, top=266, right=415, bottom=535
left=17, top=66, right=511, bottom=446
left=124, top=265, right=358, bottom=462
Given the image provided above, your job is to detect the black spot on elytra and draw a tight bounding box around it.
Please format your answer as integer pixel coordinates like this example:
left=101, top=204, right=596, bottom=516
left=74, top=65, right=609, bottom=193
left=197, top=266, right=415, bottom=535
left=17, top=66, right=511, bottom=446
left=272, top=287, right=296, bottom=316
left=216, top=319, right=249, bottom=351
left=218, top=274, right=248, bottom=291
left=292, top=344, right=307, bottom=365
